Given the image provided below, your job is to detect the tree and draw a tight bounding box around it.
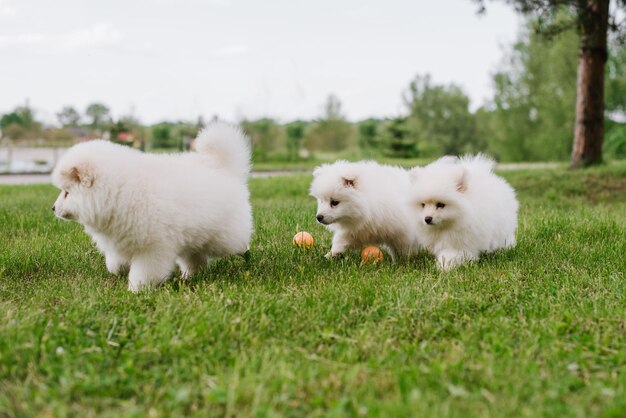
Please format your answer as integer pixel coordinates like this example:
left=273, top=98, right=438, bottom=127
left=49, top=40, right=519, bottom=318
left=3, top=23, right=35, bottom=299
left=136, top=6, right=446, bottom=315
left=56, top=106, right=81, bottom=127
left=358, top=119, right=383, bottom=158
left=486, top=20, right=579, bottom=161
left=1, top=123, right=25, bottom=140
left=605, top=38, right=626, bottom=114
left=285, top=121, right=307, bottom=161
left=403, top=75, right=478, bottom=156
left=240, top=118, right=282, bottom=162
left=85, top=103, right=111, bottom=130
left=474, top=0, right=626, bottom=167
left=323, top=94, right=344, bottom=120
left=604, top=40, right=626, bottom=158
left=151, top=123, right=176, bottom=149
left=382, top=117, right=418, bottom=158
left=0, top=105, right=41, bottom=139
left=0, top=106, right=39, bottom=131
left=305, top=95, right=354, bottom=152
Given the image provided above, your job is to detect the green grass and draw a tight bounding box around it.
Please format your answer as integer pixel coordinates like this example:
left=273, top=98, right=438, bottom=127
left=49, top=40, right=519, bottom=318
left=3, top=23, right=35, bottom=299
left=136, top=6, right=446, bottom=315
left=1, top=162, right=625, bottom=418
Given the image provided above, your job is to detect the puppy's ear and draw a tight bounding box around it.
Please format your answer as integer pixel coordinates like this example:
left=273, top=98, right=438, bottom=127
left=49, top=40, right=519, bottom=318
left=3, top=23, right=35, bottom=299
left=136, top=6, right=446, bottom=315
left=342, top=176, right=357, bottom=188
left=66, top=163, right=95, bottom=187
left=456, top=167, right=467, bottom=193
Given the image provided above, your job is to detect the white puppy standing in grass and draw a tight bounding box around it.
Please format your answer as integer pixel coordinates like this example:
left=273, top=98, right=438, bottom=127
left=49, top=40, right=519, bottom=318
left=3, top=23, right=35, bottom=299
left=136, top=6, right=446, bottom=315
left=52, top=122, right=253, bottom=291
left=310, top=160, right=420, bottom=261
left=409, top=154, right=519, bottom=270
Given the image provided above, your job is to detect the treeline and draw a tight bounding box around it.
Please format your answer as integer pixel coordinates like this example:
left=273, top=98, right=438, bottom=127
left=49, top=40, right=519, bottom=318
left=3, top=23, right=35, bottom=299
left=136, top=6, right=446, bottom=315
left=2, top=20, right=625, bottom=162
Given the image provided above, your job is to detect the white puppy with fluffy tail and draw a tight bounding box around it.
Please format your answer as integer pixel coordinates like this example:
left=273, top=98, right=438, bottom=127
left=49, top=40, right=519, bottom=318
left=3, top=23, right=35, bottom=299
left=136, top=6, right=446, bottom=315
left=310, top=160, right=420, bottom=261
left=52, top=122, right=253, bottom=291
left=409, top=154, right=519, bottom=270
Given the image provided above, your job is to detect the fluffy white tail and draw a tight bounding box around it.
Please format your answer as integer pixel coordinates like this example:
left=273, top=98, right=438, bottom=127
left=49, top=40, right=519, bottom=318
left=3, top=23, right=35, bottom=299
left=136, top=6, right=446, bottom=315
left=194, top=121, right=251, bottom=179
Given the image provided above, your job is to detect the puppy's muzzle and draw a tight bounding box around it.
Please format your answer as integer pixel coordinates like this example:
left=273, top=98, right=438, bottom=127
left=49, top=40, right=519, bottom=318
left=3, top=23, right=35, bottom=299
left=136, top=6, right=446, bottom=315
left=424, top=216, right=433, bottom=225
left=316, top=214, right=325, bottom=223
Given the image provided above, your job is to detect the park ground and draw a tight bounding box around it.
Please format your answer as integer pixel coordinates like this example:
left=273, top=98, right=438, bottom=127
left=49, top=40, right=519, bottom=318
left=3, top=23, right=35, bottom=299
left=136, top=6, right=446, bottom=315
left=0, top=161, right=625, bottom=417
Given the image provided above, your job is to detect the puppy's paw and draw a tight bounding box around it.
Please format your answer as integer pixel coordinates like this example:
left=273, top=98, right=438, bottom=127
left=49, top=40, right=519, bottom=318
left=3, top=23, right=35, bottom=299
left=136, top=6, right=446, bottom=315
left=437, top=251, right=477, bottom=270
left=179, top=267, right=195, bottom=280
left=105, top=256, right=128, bottom=276
left=325, top=251, right=344, bottom=260
left=128, top=281, right=150, bottom=292
left=437, top=253, right=463, bottom=270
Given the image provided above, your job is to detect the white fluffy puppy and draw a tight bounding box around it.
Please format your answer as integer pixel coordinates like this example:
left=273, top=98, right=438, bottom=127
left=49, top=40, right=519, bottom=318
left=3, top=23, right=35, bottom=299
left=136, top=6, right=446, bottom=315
left=52, top=122, right=253, bottom=291
left=409, top=155, right=518, bottom=269
left=310, top=160, right=419, bottom=261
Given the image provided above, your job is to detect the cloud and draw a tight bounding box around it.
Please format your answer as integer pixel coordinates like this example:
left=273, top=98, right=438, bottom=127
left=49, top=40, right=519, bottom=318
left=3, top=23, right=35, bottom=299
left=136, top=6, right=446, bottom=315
left=0, top=22, right=124, bottom=53
left=212, top=44, right=249, bottom=56
left=0, top=0, right=16, bottom=18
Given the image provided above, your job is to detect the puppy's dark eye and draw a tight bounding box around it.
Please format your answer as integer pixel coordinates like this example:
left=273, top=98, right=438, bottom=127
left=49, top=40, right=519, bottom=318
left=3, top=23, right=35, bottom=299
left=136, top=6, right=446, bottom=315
left=421, top=203, right=425, bottom=208
left=330, top=200, right=340, bottom=208
left=436, top=202, right=445, bottom=209
left=64, top=191, right=69, bottom=198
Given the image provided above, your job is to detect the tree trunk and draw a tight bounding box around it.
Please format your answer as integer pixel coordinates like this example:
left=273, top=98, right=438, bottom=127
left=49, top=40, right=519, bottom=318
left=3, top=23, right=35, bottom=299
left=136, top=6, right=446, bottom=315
left=571, top=0, right=610, bottom=168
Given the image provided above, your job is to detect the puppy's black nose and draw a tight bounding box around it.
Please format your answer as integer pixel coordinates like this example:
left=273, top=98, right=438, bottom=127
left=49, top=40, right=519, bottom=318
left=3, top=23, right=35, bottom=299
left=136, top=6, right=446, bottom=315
left=425, top=216, right=432, bottom=224
left=316, top=214, right=324, bottom=222
left=51, top=205, right=55, bottom=212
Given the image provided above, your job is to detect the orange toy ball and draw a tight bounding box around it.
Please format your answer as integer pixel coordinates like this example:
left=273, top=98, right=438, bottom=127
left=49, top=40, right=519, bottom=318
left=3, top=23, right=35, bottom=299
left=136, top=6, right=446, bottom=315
left=361, top=246, right=384, bottom=263
left=293, top=231, right=314, bottom=248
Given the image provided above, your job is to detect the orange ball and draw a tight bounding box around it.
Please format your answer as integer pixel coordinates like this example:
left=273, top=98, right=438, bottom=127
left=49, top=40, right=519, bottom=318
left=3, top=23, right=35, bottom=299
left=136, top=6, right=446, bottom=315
left=293, top=231, right=314, bottom=248
left=361, top=246, right=383, bottom=263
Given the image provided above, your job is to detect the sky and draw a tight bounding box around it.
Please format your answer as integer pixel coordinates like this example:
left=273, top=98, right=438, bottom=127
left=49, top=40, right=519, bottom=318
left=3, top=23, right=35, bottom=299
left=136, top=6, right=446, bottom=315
left=0, top=0, right=522, bottom=125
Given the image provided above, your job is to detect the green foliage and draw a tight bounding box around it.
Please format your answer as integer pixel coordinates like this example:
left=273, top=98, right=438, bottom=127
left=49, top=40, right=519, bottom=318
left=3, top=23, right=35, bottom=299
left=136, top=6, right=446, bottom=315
left=404, top=75, right=479, bottom=157
left=285, top=120, right=308, bottom=161
left=475, top=0, right=625, bottom=167
left=0, top=106, right=41, bottom=139
left=480, top=11, right=626, bottom=163
left=381, top=117, right=418, bottom=158
left=606, top=40, right=626, bottom=113
left=149, top=121, right=199, bottom=150
left=357, top=119, right=383, bottom=158
left=305, top=95, right=354, bottom=152
left=241, top=119, right=282, bottom=162
left=151, top=123, right=177, bottom=149
left=305, top=120, right=354, bottom=152
left=485, top=22, right=579, bottom=161
left=1, top=163, right=626, bottom=416
left=604, top=121, right=626, bottom=159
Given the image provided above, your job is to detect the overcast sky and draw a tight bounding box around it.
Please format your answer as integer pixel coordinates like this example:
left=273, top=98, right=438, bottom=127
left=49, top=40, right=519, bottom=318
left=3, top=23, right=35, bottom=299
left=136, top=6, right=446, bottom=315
left=0, top=0, right=521, bottom=125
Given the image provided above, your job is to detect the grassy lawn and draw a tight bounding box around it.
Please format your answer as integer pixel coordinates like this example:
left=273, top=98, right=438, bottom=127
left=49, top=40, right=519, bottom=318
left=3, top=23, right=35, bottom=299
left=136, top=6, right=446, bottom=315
left=1, top=162, right=625, bottom=417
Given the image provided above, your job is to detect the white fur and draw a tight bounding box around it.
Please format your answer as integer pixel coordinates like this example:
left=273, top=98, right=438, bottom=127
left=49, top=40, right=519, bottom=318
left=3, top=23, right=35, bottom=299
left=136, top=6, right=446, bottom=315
left=409, top=154, right=519, bottom=270
left=51, top=121, right=253, bottom=291
left=309, top=160, right=420, bottom=261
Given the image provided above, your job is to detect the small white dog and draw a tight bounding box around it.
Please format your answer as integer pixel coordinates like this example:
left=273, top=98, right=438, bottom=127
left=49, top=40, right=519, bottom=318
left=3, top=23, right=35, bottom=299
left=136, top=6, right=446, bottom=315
left=52, top=122, right=253, bottom=291
left=310, top=160, right=419, bottom=261
left=409, top=154, right=519, bottom=269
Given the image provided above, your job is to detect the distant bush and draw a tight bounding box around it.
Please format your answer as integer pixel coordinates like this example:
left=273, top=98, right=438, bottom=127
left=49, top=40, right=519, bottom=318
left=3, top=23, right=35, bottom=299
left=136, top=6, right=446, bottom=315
left=604, top=122, right=626, bottom=159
